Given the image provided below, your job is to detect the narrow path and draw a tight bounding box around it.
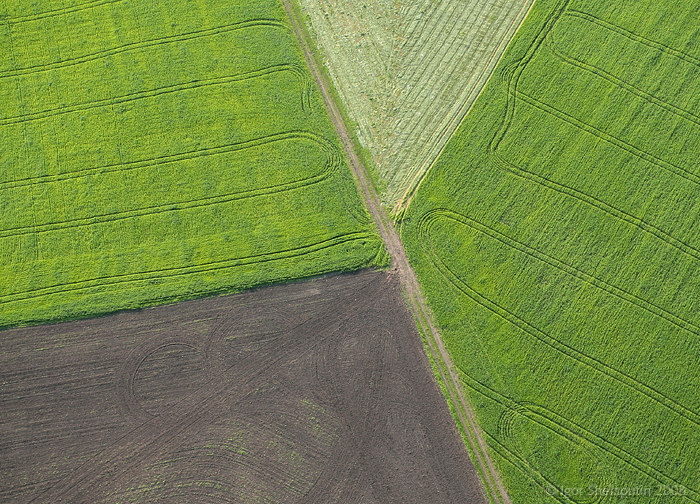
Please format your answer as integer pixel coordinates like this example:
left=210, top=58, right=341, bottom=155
left=281, top=2, right=513, bottom=503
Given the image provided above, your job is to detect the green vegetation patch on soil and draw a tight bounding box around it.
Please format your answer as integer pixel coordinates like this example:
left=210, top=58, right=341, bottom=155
left=401, top=0, right=700, bottom=502
left=0, top=0, right=386, bottom=328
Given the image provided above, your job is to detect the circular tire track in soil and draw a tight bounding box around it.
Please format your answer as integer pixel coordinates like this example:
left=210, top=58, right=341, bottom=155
left=116, top=329, right=227, bottom=422
left=3, top=270, right=484, bottom=503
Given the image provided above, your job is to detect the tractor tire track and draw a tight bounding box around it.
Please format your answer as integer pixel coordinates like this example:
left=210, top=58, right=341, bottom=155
left=419, top=212, right=700, bottom=427
left=281, top=1, right=507, bottom=502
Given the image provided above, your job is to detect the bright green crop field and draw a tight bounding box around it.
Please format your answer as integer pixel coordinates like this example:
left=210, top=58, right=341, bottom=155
left=401, top=0, right=700, bottom=502
left=0, top=0, right=386, bottom=329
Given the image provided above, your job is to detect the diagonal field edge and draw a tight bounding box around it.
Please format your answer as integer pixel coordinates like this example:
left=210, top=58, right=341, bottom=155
left=281, top=1, right=513, bottom=503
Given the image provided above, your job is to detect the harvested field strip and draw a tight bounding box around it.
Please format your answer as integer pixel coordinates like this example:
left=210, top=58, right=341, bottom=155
left=460, top=372, right=700, bottom=502
left=0, top=133, right=337, bottom=238
left=388, top=0, right=536, bottom=208
left=297, top=0, right=534, bottom=208
left=1, top=0, right=124, bottom=24
left=0, top=19, right=287, bottom=79
left=391, top=0, right=527, bottom=151
left=418, top=212, right=700, bottom=427
left=421, top=209, right=699, bottom=336
left=0, top=232, right=373, bottom=303
left=0, top=64, right=311, bottom=127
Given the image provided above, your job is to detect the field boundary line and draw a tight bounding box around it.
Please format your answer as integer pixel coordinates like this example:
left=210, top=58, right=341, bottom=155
left=0, top=232, right=374, bottom=304
left=425, top=209, right=700, bottom=336
left=282, top=1, right=513, bottom=503
left=1, top=0, right=123, bottom=24
left=419, top=212, right=700, bottom=427
left=0, top=19, right=287, bottom=79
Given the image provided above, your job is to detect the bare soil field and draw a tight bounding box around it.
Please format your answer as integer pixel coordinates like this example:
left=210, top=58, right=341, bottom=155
left=0, top=270, right=485, bottom=503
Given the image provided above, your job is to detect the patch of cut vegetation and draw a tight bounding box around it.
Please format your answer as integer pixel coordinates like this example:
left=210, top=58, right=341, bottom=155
left=401, top=0, right=700, bottom=502
left=296, top=0, right=534, bottom=208
left=0, top=0, right=386, bottom=329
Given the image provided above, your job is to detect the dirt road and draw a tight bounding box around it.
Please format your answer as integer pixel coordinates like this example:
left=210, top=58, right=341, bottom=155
left=281, top=2, right=513, bottom=503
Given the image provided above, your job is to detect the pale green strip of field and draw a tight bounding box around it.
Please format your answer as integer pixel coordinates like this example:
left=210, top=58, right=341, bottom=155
left=296, top=0, right=534, bottom=209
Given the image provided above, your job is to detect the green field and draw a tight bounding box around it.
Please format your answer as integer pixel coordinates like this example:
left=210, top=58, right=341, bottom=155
left=296, top=0, right=534, bottom=208
left=401, top=0, right=700, bottom=502
left=0, top=0, right=386, bottom=329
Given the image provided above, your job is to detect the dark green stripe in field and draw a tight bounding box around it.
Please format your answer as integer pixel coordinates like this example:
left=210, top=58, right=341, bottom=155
left=400, top=0, right=699, bottom=502
left=0, top=0, right=386, bottom=328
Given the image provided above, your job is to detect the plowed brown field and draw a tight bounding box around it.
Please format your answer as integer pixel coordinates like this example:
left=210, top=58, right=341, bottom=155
left=0, top=270, right=485, bottom=503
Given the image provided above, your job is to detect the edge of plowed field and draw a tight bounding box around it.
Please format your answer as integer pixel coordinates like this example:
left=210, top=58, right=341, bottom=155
left=282, top=1, right=516, bottom=502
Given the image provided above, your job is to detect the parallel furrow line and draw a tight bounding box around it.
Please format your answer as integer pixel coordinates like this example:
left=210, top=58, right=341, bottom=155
left=514, top=89, right=700, bottom=186
left=0, top=64, right=308, bottom=127
left=547, top=34, right=700, bottom=126
left=1, top=0, right=123, bottom=24
left=425, top=209, right=699, bottom=336
left=0, top=19, right=287, bottom=79
left=483, top=432, right=575, bottom=504
left=0, top=134, right=338, bottom=239
left=489, top=0, right=572, bottom=153
left=0, top=131, right=333, bottom=189
left=492, top=151, right=700, bottom=263
left=418, top=213, right=700, bottom=427
left=565, top=10, right=700, bottom=68
left=461, top=372, right=700, bottom=502
left=0, top=232, right=373, bottom=303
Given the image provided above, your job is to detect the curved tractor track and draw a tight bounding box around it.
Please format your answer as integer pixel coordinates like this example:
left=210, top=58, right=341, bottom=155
left=281, top=1, right=512, bottom=503
left=1, top=270, right=483, bottom=503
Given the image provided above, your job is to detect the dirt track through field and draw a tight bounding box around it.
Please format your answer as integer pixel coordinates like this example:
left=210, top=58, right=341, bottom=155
left=282, top=1, right=512, bottom=503
left=1, top=271, right=485, bottom=503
